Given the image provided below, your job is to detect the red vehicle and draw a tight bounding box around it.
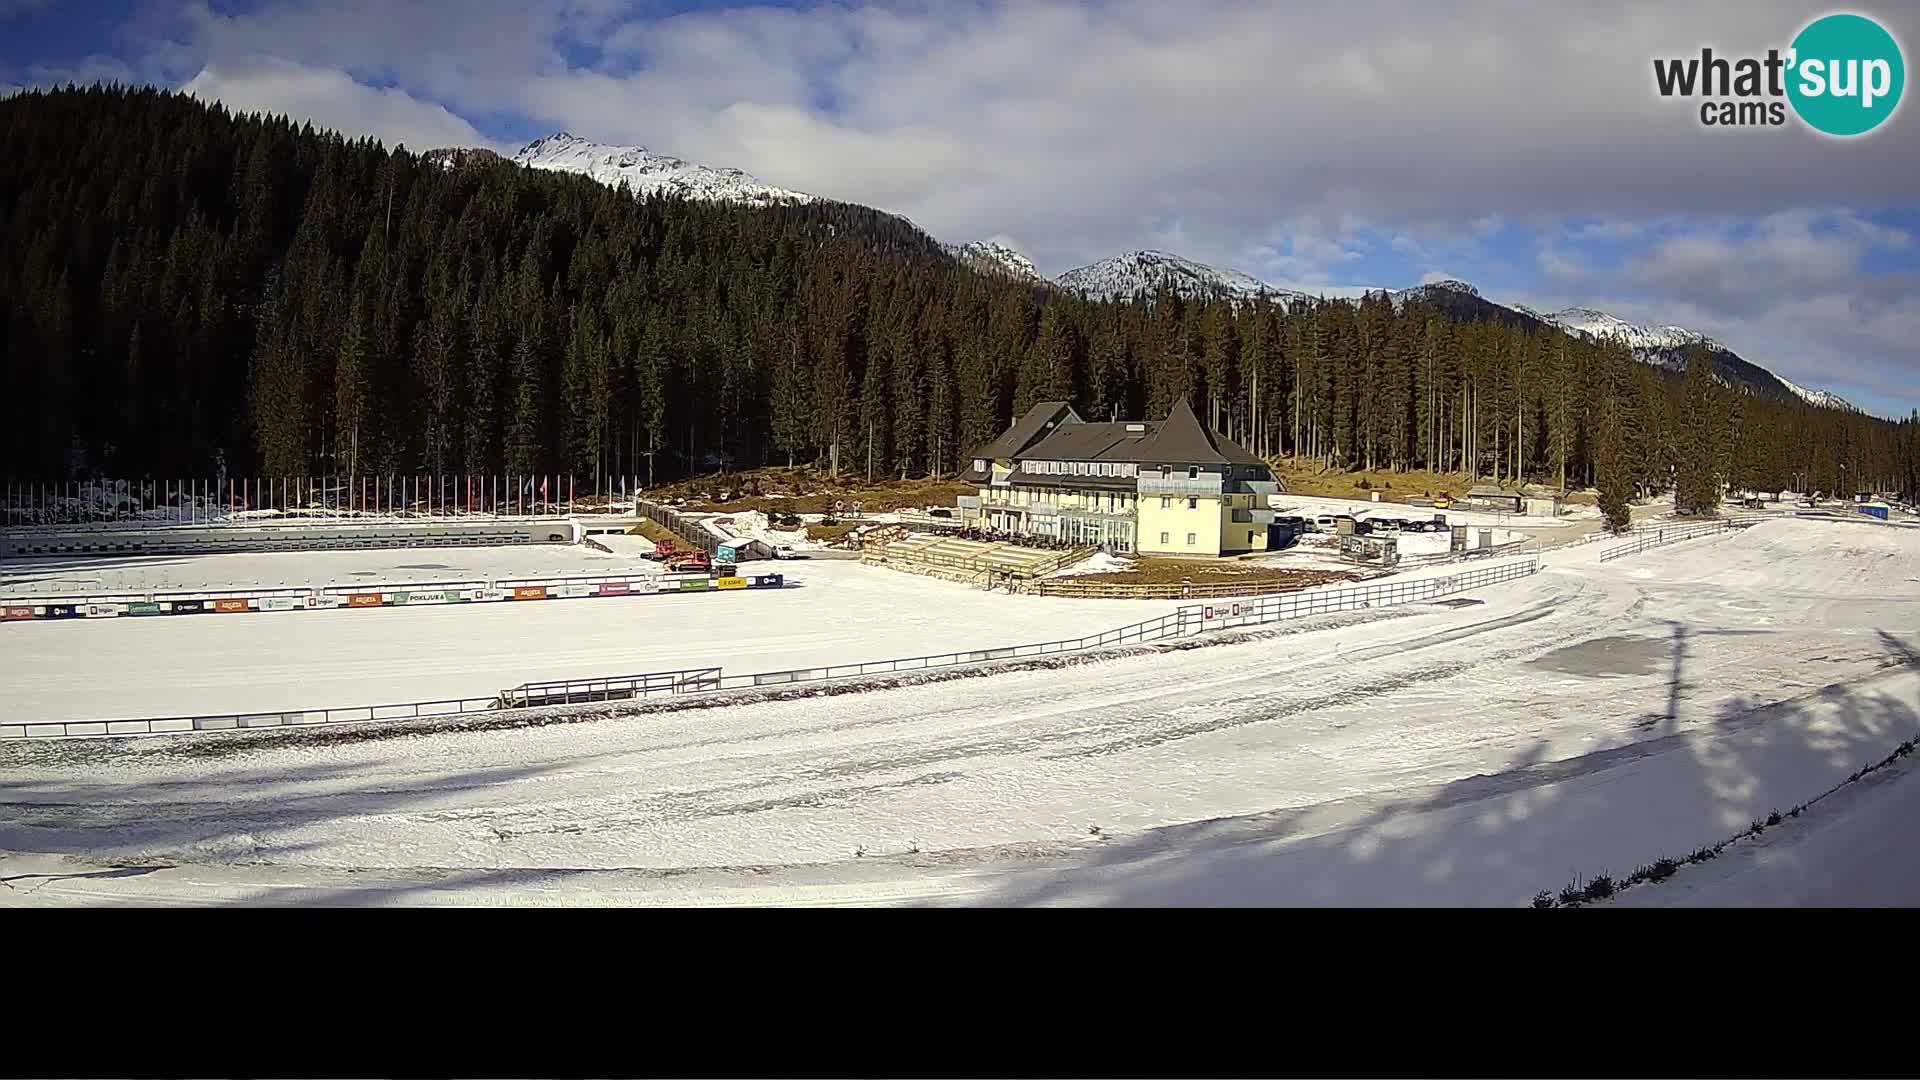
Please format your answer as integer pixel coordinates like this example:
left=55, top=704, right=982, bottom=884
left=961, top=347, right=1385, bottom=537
left=667, top=551, right=710, bottom=573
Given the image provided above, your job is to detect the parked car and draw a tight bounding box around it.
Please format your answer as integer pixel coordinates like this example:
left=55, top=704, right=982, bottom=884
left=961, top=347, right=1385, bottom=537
left=928, top=508, right=953, bottom=518
left=1313, top=514, right=1337, bottom=532
left=771, top=544, right=802, bottom=560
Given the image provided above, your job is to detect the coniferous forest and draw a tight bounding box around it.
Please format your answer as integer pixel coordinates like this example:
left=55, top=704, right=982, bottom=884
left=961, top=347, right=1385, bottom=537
left=4, top=86, right=1916, bottom=500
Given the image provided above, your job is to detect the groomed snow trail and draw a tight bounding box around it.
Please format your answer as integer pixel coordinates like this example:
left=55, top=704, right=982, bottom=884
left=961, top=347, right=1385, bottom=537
left=3, top=518, right=1917, bottom=905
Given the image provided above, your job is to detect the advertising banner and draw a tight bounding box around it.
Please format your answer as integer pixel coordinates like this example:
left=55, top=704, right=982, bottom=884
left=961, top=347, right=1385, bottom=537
left=348, top=593, right=384, bottom=608
left=597, top=581, right=631, bottom=597
left=125, top=602, right=161, bottom=616
left=213, top=598, right=250, bottom=613
left=3, top=606, right=36, bottom=620
left=555, top=583, right=594, bottom=598
left=678, top=579, right=710, bottom=592
left=170, top=599, right=206, bottom=614
left=86, top=604, right=122, bottom=617
left=513, top=586, right=548, bottom=600
left=716, top=576, right=746, bottom=590
left=259, top=596, right=302, bottom=612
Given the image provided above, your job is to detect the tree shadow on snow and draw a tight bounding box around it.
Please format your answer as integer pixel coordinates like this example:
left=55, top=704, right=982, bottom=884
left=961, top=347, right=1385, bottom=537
left=964, top=625, right=1920, bottom=907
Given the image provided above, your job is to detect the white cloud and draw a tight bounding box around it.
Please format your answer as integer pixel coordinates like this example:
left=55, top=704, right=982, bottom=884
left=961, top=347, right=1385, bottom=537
left=1537, top=247, right=1585, bottom=281
left=157, top=0, right=1920, bottom=277
left=182, top=57, right=504, bottom=153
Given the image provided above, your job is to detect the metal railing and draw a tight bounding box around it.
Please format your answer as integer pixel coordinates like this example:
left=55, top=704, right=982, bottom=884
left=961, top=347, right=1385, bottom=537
left=7, top=556, right=1540, bottom=739
left=1597, top=519, right=1748, bottom=562
left=496, top=667, right=725, bottom=708
left=1137, top=474, right=1225, bottom=497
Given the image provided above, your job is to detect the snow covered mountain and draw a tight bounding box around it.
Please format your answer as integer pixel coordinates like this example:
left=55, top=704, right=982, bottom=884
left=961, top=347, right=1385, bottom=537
left=1770, top=372, right=1863, bottom=413
left=1538, top=304, right=1859, bottom=412
left=946, top=240, right=1041, bottom=282
left=1055, top=249, right=1312, bottom=303
left=512, top=133, right=817, bottom=207
left=1389, top=278, right=1482, bottom=308
left=1541, top=307, right=1719, bottom=352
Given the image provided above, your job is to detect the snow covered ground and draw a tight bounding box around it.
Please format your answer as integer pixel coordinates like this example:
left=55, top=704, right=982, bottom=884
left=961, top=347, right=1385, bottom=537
left=3, top=517, right=1917, bottom=906
left=1272, top=492, right=1596, bottom=529
left=1612, top=740, right=1920, bottom=907
left=0, top=556, right=1175, bottom=723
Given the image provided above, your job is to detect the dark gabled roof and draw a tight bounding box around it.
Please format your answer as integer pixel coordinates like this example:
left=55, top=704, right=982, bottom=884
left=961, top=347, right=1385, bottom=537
left=973, top=396, right=1268, bottom=470
left=975, top=401, right=1080, bottom=461
left=1022, top=420, right=1161, bottom=462
left=1132, top=397, right=1266, bottom=466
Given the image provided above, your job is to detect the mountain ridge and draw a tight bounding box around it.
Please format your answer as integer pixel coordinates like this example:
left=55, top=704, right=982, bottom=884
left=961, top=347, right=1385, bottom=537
left=469, top=129, right=1863, bottom=415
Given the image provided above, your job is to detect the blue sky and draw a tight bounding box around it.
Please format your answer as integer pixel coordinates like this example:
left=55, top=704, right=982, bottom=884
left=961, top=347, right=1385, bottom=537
left=5, top=0, right=1918, bottom=416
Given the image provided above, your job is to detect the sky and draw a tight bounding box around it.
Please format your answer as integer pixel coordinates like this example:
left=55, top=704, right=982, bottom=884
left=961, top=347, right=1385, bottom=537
left=4, top=0, right=1917, bottom=417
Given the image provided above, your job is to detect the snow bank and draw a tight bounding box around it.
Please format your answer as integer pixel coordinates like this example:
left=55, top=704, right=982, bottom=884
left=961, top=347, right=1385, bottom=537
left=1047, top=552, right=1137, bottom=578
left=703, top=509, right=827, bottom=551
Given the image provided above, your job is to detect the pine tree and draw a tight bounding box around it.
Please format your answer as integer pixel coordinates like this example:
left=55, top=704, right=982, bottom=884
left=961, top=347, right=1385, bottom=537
left=1595, top=371, right=1633, bottom=534
left=1674, top=349, right=1724, bottom=515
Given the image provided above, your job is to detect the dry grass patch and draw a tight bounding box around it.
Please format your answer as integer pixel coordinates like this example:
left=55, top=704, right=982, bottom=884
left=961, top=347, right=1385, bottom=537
left=805, top=522, right=860, bottom=543
left=1269, top=457, right=1473, bottom=503
left=1074, top=557, right=1362, bottom=590
left=648, top=466, right=973, bottom=515
left=629, top=520, right=682, bottom=547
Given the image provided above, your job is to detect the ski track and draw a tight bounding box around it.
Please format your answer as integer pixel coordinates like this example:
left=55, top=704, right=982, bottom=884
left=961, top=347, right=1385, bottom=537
left=3, top=517, right=1918, bottom=905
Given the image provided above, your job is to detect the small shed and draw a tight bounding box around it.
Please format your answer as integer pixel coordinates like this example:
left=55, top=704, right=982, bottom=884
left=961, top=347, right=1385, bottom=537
left=1523, top=495, right=1563, bottom=518
left=1464, top=484, right=1522, bottom=513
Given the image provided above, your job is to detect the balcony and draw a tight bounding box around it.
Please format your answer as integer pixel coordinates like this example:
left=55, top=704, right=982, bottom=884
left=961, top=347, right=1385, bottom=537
left=1137, top=473, right=1223, bottom=497
left=956, top=495, right=981, bottom=510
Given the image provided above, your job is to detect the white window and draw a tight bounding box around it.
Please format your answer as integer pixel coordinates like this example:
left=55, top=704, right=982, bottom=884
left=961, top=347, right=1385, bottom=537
left=1186, top=532, right=1197, bottom=546
left=973, top=459, right=986, bottom=472
left=1187, top=497, right=1198, bottom=510
left=1160, top=531, right=1170, bottom=544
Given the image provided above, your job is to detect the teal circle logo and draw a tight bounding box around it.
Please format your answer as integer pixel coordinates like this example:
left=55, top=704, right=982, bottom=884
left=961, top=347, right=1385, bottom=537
left=1787, top=13, right=1905, bottom=136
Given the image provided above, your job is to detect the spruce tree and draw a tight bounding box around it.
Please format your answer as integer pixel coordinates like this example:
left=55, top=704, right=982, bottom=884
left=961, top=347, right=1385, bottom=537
left=1674, top=349, right=1724, bottom=515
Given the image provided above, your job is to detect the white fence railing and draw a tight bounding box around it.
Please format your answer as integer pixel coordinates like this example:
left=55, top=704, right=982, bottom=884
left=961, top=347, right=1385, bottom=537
left=1597, top=520, right=1750, bottom=562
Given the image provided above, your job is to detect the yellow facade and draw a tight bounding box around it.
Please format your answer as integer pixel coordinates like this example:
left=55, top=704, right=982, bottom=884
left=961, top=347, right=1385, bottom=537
left=976, top=483, right=1267, bottom=556
left=1136, top=493, right=1225, bottom=555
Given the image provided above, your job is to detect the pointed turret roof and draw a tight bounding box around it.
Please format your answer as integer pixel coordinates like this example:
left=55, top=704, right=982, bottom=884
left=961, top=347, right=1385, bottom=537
left=1134, top=396, right=1265, bottom=465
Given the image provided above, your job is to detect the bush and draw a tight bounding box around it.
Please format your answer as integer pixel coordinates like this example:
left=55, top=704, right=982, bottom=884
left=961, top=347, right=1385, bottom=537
left=1531, top=890, right=1556, bottom=909
left=1582, top=874, right=1616, bottom=901
left=1558, top=879, right=1585, bottom=906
